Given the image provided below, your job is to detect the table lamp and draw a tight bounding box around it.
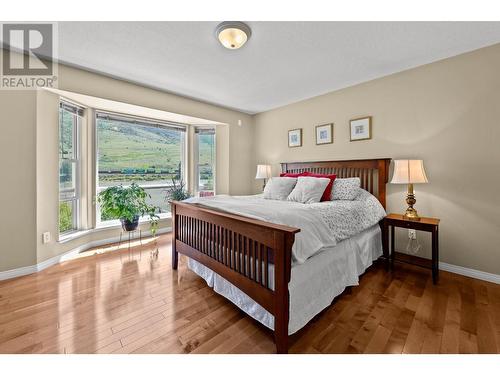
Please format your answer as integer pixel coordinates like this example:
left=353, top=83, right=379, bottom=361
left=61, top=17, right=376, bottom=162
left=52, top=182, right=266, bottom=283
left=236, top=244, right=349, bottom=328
left=255, top=164, right=272, bottom=190
left=390, top=160, right=428, bottom=221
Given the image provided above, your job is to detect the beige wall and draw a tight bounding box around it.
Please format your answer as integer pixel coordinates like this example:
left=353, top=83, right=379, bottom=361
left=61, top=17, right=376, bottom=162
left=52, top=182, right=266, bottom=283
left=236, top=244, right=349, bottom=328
left=1, top=56, right=255, bottom=272
left=0, top=90, right=38, bottom=271
left=254, top=43, right=500, bottom=275
left=36, top=89, right=62, bottom=263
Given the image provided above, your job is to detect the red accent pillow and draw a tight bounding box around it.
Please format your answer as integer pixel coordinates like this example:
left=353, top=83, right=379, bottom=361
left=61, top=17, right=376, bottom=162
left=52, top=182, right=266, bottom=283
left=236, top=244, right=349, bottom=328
left=301, top=172, right=337, bottom=201
left=279, top=172, right=304, bottom=178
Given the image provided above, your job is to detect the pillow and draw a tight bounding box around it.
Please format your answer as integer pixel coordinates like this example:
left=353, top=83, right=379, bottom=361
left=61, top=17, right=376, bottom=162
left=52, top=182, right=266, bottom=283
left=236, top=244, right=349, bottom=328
left=331, top=177, right=361, bottom=200
left=301, top=172, right=336, bottom=201
left=263, top=177, right=297, bottom=200
left=287, top=176, right=330, bottom=204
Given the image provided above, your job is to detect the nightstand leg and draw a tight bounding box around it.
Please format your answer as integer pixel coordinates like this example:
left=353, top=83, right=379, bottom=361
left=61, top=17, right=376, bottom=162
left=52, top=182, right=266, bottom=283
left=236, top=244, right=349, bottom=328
left=381, top=221, right=389, bottom=269
left=390, top=225, right=395, bottom=269
left=432, top=227, right=439, bottom=284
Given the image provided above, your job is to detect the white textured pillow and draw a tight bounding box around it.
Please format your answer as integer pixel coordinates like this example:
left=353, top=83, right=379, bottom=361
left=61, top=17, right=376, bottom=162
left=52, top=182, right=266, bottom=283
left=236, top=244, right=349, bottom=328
left=287, top=176, right=330, bottom=204
left=263, top=177, right=297, bottom=200
left=331, top=177, right=361, bottom=200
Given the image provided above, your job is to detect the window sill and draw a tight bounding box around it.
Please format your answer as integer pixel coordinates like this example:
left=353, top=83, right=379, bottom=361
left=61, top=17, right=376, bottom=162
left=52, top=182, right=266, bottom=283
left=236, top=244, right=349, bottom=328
left=58, top=213, right=172, bottom=244
left=96, top=212, right=172, bottom=230
left=58, top=229, right=93, bottom=244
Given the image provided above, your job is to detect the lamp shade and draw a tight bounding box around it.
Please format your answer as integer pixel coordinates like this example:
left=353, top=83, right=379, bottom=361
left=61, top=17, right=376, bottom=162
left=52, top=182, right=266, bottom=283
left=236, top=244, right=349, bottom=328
left=255, top=164, right=272, bottom=179
left=391, top=160, right=429, bottom=184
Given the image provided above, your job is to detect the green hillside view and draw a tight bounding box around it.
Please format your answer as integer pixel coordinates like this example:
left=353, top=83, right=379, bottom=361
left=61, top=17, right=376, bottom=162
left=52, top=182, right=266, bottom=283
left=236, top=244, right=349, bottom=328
left=97, top=120, right=184, bottom=185
left=97, top=119, right=214, bottom=186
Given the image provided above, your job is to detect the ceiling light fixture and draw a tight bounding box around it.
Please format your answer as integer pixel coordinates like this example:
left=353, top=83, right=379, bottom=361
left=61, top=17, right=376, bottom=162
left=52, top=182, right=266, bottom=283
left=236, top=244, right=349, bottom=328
left=215, top=21, right=251, bottom=50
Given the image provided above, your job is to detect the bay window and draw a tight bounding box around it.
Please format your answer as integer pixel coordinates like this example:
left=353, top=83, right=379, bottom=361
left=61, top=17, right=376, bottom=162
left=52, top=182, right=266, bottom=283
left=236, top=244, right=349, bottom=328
left=96, top=112, right=186, bottom=225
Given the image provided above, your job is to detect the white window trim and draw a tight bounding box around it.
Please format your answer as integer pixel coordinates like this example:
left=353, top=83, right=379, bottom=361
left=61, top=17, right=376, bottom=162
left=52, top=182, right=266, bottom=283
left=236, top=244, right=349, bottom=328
left=58, top=102, right=83, bottom=240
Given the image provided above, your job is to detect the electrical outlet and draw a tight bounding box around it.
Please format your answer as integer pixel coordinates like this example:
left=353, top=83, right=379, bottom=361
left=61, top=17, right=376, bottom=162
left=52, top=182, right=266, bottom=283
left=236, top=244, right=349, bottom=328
left=42, top=232, right=51, bottom=244
left=408, top=229, right=417, bottom=240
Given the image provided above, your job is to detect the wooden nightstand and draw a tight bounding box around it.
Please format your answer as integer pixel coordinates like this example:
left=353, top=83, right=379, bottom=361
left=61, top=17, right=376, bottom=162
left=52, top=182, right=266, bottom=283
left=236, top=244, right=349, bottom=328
left=382, top=213, right=440, bottom=284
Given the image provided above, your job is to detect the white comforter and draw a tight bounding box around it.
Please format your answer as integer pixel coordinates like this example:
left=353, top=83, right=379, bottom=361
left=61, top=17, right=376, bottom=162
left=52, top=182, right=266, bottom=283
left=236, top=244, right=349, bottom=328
left=184, top=189, right=386, bottom=264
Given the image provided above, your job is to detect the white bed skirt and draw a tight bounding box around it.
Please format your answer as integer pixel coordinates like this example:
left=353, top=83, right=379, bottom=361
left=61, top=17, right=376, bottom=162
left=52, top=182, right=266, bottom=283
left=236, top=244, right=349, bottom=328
left=187, top=224, right=382, bottom=335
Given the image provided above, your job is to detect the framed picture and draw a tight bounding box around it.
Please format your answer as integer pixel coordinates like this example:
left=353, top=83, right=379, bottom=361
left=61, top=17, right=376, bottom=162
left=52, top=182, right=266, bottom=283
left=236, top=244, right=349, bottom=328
left=350, top=116, right=372, bottom=141
left=315, top=123, right=333, bottom=145
left=288, top=128, right=302, bottom=148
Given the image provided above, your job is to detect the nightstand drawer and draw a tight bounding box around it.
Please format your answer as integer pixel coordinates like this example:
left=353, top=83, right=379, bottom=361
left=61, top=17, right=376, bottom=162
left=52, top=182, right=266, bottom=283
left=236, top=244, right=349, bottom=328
left=384, top=214, right=439, bottom=232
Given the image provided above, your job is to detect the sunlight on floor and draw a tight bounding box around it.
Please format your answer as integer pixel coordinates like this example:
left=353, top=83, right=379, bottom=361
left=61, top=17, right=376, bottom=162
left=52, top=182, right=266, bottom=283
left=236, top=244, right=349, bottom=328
left=67, top=237, right=159, bottom=260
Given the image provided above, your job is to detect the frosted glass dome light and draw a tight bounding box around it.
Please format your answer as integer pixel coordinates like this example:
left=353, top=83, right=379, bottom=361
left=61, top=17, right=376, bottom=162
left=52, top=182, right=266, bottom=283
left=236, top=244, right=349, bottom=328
left=215, top=22, right=251, bottom=50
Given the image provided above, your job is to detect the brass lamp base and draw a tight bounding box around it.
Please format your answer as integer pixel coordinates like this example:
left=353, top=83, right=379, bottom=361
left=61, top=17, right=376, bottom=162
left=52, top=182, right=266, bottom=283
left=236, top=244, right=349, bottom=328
left=404, top=207, right=420, bottom=221
left=403, top=183, right=421, bottom=221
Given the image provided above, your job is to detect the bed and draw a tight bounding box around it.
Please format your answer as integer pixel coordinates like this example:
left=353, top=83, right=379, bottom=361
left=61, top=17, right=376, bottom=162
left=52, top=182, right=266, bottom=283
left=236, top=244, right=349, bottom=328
left=170, top=158, right=391, bottom=353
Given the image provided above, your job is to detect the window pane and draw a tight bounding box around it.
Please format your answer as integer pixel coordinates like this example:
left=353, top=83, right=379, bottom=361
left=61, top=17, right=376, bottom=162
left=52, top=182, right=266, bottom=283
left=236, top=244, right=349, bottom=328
left=144, top=186, right=170, bottom=214
left=58, top=102, right=81, bottom=236
left=96, top=115, right=186, bottom=221
left=198, top=164, right=214, bottom=191
left=197, top=132, right=215, bottom=193
left=99, top=186, right=170, bottom=221
left=59, top=160, right=76, bottom=197
left=59, top=201, right=75, bottom=233
left=59, top=109, right=75, bottom=159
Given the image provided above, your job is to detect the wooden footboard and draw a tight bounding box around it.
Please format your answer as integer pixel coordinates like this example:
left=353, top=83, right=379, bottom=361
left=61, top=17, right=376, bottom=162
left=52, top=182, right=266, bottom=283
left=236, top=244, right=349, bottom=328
left=171, top=201, right=300, bottom=353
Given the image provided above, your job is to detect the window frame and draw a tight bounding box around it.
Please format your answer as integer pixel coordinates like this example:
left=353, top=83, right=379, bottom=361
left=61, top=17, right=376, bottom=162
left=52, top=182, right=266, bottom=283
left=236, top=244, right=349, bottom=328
left=94, top=110, right=188, bottom=228
left=58, top=101, right=83, bottom=237
left=194, top=126, right=216, bottom=197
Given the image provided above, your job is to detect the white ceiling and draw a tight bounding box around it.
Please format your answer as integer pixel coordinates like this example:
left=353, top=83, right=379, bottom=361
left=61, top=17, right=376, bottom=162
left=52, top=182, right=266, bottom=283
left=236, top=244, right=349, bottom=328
left=56, top=22, right=500, bottom=114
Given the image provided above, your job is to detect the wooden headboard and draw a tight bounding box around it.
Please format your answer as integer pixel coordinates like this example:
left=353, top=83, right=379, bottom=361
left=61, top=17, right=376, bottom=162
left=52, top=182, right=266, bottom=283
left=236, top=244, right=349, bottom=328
left=281, top=158, right=391, bottom=208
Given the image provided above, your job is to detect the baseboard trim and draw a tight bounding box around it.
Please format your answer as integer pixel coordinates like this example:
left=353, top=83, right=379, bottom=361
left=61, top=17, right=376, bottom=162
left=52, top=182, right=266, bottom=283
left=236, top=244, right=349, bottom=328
left=2, top=234, right=499, bottom=285
left=439, top=262, right=500, bottom=285
left=0, top=264, right=39, bottom=281
left=0, top=227, right=172, bottom=281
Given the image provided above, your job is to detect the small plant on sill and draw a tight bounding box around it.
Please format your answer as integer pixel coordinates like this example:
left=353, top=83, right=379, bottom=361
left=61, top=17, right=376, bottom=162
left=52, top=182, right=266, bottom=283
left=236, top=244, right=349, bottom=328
left=164, top=178, right=192, bottom=202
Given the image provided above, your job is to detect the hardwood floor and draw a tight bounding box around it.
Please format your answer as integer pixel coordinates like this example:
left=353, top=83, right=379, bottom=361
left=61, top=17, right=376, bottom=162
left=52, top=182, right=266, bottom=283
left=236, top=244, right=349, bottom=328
left=1, top=233, right=499, bottom=354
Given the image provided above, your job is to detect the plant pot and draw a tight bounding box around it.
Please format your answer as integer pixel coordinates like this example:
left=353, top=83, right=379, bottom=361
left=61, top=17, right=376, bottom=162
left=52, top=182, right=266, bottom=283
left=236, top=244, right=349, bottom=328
left=120, top=216, right=139, bottom=232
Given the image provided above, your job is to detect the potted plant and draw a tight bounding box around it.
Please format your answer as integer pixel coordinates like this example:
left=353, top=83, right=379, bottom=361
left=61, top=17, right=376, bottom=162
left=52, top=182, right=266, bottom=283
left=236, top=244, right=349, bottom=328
left=164, top=178, right=192, bottom=202
left=97, top=183, right=160, bottom=233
